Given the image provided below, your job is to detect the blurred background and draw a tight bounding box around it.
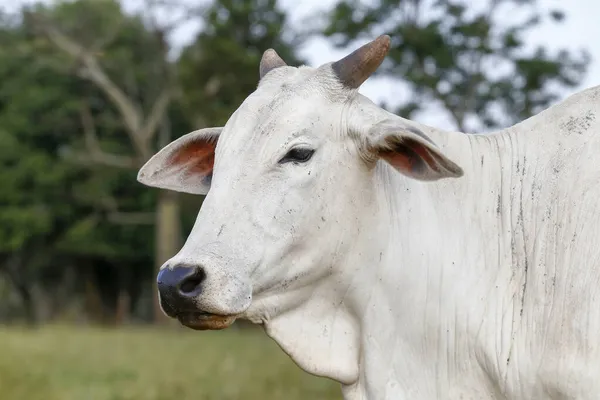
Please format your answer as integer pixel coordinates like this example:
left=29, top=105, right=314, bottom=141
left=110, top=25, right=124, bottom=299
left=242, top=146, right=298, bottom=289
left=0, top=0, right=595, bottom=399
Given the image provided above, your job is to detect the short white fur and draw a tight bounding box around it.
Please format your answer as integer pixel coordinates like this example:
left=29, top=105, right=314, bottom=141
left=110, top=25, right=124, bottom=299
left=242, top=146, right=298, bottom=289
left=138, top=48, right=600, bottom=399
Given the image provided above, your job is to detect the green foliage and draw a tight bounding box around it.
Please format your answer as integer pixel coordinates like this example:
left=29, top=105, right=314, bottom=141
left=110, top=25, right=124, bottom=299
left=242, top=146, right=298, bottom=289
left=0, top=1, right=166, bottom=322
left=178, top=0, right=305, bottom=127
left=322, top=0, right=590, bottom=132
left=0, top=2, right=158, bottom=261
left=0, top=0, right=305, bottom=323
left=0, top=24, right=79, bottom=254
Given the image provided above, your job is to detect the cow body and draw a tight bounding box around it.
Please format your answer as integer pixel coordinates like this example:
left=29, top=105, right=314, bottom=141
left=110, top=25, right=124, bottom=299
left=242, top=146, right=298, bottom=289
left=262, top=86, right=600, bottom=400
left=138, top=36, right=600, bottom=399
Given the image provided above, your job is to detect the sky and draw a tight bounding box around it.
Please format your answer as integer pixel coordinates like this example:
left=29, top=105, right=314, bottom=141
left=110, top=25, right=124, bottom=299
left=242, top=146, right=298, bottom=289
left=3, top=0, right=599, bottom=130
left=282, top=0, right=600, bottom=129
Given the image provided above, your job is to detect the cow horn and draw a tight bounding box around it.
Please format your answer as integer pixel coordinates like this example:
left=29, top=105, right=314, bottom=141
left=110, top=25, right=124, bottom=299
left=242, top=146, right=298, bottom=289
left=331, top=35, right=391, bottom=89
left=259, top=49, right=287, bottom=79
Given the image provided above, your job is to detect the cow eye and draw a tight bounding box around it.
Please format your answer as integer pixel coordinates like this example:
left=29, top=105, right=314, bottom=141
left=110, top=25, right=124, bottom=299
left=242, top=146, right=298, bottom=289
left=279, top=147, right=315, bottom=164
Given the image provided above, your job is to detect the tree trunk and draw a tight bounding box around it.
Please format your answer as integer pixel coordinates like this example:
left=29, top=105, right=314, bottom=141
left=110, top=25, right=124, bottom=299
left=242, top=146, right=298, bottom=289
left=15, top=281, right=37, bottom=326
left=153, top=189, right=181, bottom=323
left=115, top=289, right=130, bottom=326
left=2, top=254, right=38, bottom=326
left=84, top=267, right=105, bottom=324
left=113, top=260, right=133, bottom=326
left=152, top=116, right=181, bottom=324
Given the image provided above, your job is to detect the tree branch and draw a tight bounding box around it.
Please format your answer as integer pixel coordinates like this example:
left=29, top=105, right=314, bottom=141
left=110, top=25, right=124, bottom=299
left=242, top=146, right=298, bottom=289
left=99, top=196, right=155, bottom=225
left=62, top=151, right=139, bottom=169
left=70, top=102, right=139, bottom=169
left=28, top=12, right=151, bottom=158
left=107, top=211, right=156, bottom=225
left=140, top=88, right=172, bottom=143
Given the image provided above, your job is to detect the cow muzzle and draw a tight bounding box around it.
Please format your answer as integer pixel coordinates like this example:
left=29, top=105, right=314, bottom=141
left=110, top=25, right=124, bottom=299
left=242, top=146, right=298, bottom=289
left=156, top=265, right=238, bottom=330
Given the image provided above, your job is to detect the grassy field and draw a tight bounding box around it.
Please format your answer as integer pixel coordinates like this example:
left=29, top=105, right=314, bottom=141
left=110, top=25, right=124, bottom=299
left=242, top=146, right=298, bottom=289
left=0, top=324, right=342, bottom=400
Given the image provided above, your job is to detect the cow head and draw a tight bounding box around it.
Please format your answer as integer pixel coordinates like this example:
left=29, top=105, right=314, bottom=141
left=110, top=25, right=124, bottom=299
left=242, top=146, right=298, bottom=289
left=137, top=35, right=463, bottom=330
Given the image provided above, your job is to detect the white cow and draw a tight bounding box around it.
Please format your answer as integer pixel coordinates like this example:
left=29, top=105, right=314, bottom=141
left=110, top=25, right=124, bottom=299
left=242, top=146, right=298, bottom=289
left=138, top=35, right=600, bottom=399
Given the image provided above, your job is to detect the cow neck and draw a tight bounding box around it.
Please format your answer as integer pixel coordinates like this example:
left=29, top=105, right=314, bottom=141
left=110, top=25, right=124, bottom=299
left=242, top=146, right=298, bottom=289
left=260, top=185, right=385, bottom=387
left=337, top=130, right=523, bottom=399
left=262, top=128, right=520, bottom=398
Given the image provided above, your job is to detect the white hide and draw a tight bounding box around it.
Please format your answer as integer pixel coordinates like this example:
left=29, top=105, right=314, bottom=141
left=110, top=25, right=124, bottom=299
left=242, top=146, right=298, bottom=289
left=138, top=60, right=600, bottom=399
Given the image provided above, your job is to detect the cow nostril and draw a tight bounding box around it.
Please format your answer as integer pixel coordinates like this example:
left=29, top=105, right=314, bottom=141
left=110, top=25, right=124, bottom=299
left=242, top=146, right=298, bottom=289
left=178, top=268, right=206, bottom=296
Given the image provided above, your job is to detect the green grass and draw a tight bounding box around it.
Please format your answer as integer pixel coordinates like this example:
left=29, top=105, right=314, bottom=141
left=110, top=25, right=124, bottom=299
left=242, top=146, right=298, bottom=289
left=0, top=324, right=342, bottom=400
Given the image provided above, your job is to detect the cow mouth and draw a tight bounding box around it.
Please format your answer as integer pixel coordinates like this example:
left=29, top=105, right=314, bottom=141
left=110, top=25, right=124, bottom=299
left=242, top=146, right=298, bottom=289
left=176, top=312, right=237, bottom=331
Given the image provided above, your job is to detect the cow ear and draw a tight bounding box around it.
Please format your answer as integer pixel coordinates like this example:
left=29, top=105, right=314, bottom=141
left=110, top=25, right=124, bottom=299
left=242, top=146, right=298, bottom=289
left=137, top=127, right=222, bottom=195
left=366, top=119, right=463, bottom=181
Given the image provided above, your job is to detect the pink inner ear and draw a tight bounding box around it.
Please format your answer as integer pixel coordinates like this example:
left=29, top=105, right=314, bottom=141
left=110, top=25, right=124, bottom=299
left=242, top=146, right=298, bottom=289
left=379, top=138, right=440, bottom=174
left=380, top=149, right=414, bottom=171
left=168, top=139, right=217, bottom=177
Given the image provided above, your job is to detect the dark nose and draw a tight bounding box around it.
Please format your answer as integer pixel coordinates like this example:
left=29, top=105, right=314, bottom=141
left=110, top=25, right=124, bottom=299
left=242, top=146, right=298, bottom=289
left=157, top=265, right=206, bottom=316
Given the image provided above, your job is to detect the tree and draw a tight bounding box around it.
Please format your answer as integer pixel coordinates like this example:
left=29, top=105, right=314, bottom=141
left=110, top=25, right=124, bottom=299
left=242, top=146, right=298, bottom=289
left=0, top=15, right=83, bottom=324
left=322, top=0, right=590, bottom=132
left=0, top=6, right=161, bottom=324
left=177, top=0, right=306, bottom=127
left=6, top=0, right=306, bottom=325
left=23, top=0, right=185, bottom=323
